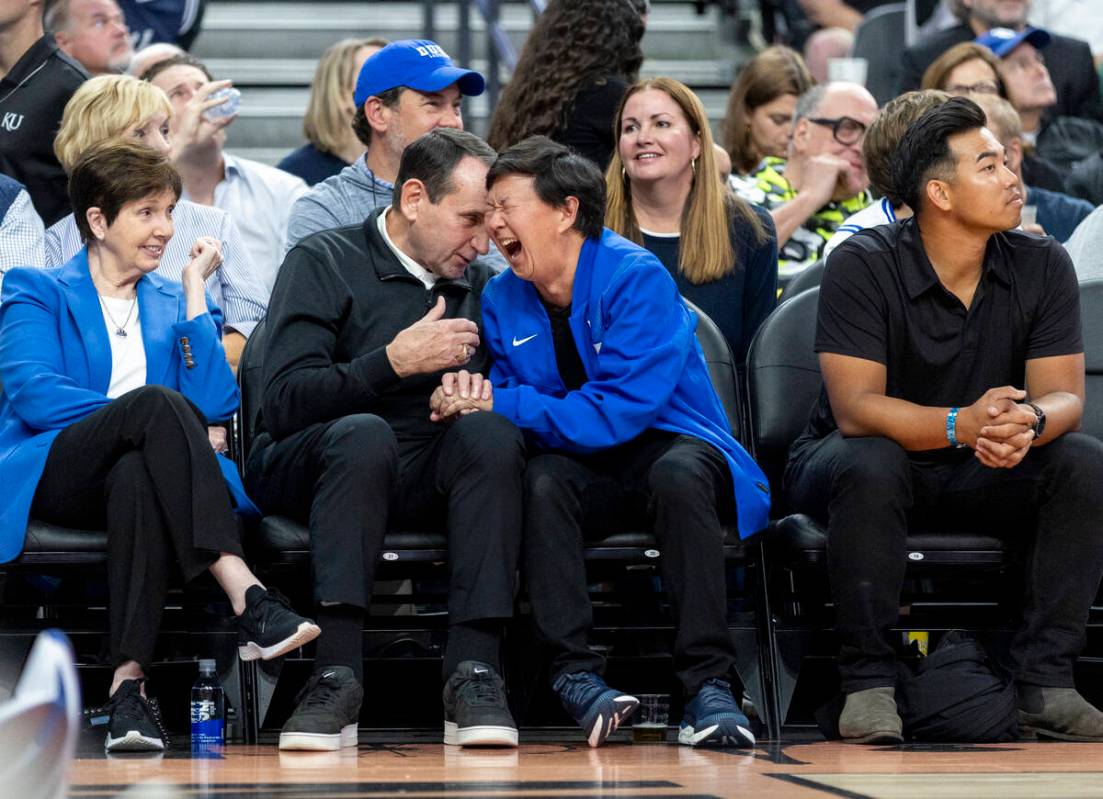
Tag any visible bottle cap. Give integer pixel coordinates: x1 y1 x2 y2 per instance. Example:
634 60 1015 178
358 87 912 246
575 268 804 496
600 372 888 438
199 658 217 673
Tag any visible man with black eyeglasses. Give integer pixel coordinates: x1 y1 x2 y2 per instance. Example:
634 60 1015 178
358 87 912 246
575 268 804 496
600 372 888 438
731 82 877 279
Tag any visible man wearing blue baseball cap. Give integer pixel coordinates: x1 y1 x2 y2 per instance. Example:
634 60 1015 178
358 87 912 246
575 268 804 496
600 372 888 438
898 0 1101 123
284 39 486 253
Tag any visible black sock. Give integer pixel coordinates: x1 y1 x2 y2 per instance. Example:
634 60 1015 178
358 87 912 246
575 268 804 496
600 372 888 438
314 604 365 683
444 619 503 680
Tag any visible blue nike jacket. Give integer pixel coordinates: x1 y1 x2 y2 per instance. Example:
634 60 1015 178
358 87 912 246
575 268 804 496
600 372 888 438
481 228 771 539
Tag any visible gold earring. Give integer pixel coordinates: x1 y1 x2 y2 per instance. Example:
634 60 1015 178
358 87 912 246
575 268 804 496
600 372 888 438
691 158 697 175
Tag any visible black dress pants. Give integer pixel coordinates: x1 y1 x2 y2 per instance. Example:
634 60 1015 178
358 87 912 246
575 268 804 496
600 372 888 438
246 411 525 622
785 431 1103 693
30 386 244 669
523 429 737 697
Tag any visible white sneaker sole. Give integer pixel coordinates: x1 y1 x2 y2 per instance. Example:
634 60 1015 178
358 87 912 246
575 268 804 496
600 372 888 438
238 621 321 662
443 720 519 747
105 730 165 752
279 723 358 751
677 722 755 748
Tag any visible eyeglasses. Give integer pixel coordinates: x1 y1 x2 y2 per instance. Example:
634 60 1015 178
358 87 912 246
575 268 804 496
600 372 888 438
806 116 867 145
945 81 1001 96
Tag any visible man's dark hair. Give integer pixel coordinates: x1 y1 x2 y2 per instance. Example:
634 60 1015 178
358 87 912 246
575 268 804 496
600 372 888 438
139 52 215 83
391 128 497 208
351 86 404 147
486 136 605 240
70 141 182 242
891 96 988 213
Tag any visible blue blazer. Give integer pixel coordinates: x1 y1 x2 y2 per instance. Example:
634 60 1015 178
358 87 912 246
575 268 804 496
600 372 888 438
481 228 771 539
0 248 257 564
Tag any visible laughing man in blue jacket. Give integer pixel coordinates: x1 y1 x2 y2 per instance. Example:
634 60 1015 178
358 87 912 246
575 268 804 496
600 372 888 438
430 137 771 749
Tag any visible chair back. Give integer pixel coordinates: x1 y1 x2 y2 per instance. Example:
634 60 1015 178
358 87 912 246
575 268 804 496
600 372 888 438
746 287 822 494
237 315 269 460
1080 280 1103 440
851 3 907 105
685 298 743 441
781 259 825 302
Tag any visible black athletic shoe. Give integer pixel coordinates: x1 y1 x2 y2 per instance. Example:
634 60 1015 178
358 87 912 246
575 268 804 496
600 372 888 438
103 679 168 753
237 586 321 662
279 666 363 751
442 661 518 747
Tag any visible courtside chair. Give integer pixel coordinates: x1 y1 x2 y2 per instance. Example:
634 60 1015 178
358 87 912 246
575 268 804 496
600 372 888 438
745 286 1010 733
779 259 825 303
0 381 248 740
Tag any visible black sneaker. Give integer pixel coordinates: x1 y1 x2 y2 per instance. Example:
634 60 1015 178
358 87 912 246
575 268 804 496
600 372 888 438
279 666 363 751
237 586 321 661
442 661 518 747
103 679 168 752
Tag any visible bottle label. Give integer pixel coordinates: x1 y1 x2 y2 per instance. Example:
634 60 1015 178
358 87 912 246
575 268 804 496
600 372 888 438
191 700 224 743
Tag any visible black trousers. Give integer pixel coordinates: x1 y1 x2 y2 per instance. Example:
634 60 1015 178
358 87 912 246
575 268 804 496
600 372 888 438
785 431 1103 693
30 386 244 669
524 430 737 697
246 411 525 622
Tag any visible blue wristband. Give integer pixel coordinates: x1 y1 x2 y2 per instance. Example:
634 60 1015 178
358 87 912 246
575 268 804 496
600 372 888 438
946 406 964 448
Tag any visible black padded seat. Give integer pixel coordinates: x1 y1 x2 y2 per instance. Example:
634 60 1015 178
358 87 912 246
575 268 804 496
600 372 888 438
255 515 448 563
16 521 108 565
254 516 745 564
771 514 1006 566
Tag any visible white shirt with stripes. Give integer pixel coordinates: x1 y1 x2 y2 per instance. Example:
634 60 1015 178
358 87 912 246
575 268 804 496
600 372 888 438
44 199 267 337
822 197 899 262
0 188 45 292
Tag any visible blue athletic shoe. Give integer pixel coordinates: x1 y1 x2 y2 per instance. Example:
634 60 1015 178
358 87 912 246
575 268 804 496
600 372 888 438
678 678 756 748
552 671 639 747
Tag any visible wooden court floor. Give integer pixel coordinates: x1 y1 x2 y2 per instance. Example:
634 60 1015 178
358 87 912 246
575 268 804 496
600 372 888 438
65 735 1103 798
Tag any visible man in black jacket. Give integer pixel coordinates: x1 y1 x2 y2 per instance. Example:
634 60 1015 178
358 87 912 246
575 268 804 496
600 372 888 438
247 128 525 751
898 0 1102 123
0 0 87 226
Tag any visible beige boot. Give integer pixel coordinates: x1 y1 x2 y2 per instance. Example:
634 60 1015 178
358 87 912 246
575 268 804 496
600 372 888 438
1019 687 1103 742
838 686 903 744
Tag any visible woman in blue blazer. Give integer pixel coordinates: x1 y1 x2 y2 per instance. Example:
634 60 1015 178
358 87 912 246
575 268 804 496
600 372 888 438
0 142 318 753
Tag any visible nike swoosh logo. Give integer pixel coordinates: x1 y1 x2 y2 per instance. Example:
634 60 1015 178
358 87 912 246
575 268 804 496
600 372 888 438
512 334 537 347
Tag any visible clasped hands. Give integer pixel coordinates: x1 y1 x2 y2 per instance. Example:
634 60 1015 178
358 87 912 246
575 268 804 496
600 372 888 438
959 386 1038 469
430 370 493 422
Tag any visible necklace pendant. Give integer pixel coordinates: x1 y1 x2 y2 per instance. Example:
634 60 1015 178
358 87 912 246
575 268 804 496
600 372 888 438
115 328 127 338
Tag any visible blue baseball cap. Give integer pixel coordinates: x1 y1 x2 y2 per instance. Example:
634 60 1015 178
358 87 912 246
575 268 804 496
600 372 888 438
975 26 1051 58
353 39 485 107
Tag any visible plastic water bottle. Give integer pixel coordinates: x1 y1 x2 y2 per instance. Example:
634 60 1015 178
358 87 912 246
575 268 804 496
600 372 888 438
190 659 225 746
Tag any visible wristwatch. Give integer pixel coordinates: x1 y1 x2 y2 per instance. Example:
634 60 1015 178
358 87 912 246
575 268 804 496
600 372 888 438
1027 402 1046 438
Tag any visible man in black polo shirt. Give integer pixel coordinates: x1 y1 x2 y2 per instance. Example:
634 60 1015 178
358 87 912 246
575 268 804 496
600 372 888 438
785 97 1103 744
0 0 87 226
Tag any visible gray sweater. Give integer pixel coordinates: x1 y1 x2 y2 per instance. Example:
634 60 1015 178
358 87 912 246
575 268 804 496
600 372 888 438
284 157 394 256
